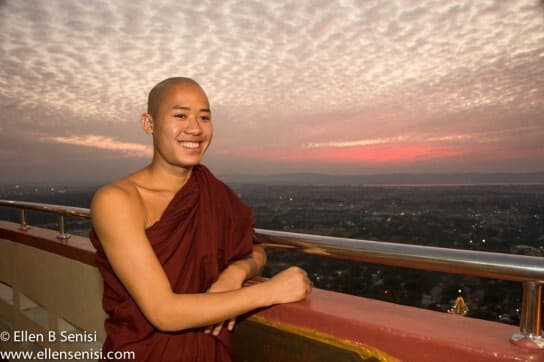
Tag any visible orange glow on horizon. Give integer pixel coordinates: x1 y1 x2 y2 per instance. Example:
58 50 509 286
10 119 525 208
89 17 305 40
272 144 467 164
222 142 544 167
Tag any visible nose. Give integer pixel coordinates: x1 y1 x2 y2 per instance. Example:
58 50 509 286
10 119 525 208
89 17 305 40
184 114 202 136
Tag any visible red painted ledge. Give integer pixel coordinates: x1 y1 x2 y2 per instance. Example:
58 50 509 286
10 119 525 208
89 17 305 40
0 220 96 266
247 279 543 361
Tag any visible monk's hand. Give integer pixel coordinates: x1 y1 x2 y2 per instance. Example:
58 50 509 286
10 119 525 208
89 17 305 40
204 265 245 335
267 266 313 304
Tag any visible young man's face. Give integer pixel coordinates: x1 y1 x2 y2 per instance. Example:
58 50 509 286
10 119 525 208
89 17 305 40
151 82 213 169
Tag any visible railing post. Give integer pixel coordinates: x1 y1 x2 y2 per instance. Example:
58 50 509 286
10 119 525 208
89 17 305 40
19 209 30 231
56 214 71 240
511 281 543 349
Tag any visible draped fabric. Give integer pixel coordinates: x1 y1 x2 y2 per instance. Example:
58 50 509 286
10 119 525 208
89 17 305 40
89 164 255 361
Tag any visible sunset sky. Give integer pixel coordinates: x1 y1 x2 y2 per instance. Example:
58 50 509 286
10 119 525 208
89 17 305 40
1 0 543 184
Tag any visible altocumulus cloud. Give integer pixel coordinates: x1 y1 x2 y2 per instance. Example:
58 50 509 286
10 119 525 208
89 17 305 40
1 0 543 181
40 135 153 158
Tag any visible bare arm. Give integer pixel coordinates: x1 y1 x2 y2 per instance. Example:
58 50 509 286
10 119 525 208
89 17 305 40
91 186 310 333
218 245 266 284
202 245 266 335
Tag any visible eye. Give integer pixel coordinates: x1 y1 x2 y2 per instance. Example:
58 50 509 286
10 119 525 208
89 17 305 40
200 115 211 121
174 114 187 119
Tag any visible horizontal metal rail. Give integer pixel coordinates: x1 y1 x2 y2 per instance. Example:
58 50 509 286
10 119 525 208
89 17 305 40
254 229 544 283
0 200 90 218
0 199 90 239
1 199 542 348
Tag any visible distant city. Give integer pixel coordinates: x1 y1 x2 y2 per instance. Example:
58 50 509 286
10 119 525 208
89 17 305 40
3 171 544 189
1 177 543 326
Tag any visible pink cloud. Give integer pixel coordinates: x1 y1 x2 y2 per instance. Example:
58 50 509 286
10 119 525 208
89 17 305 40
39 135 153 158
240 144 467 164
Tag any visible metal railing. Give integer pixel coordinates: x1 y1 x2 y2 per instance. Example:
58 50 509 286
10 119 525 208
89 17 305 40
1 199 543 349
0 200 90 239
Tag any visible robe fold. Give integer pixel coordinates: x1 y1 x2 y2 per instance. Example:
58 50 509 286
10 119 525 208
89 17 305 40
89 164 255 361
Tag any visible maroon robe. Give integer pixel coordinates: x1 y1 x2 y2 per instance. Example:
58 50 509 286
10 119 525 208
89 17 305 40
89 164 255 361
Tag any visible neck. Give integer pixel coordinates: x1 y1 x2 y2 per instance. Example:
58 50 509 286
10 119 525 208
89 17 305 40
144 159 195 192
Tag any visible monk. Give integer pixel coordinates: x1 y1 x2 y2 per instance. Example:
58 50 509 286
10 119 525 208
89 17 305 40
89 77 312 361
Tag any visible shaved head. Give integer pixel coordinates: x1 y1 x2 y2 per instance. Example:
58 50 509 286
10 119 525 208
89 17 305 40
147 77 205 120
141 76 213 169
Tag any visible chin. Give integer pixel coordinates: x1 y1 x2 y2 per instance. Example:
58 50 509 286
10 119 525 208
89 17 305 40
176 157 203 168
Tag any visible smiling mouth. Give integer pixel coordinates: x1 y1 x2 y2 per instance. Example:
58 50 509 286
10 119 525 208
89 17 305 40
179 141 202 149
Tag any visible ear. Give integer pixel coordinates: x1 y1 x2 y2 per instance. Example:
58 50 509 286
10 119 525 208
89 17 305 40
141 113 154 134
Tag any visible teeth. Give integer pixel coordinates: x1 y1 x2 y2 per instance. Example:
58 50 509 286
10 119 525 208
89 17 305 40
181 141 200 149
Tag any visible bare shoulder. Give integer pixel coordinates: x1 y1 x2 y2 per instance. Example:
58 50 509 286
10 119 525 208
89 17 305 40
90 176 146 235
91 178 140 215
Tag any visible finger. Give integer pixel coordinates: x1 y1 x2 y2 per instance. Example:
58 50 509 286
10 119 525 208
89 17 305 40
204 326 211 334
227 318 236 331
212 321 224 336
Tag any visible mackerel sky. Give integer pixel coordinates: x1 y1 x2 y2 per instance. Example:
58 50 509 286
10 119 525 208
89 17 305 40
1 0 543 184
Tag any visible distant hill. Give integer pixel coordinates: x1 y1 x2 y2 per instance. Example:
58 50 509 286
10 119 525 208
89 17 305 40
2 172 544 190
218 172 544 186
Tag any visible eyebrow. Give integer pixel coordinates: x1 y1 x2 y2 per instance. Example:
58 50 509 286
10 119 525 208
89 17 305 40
171 105 211 112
